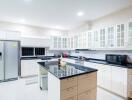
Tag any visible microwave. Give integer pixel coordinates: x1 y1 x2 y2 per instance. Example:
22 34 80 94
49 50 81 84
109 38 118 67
106 54 128 65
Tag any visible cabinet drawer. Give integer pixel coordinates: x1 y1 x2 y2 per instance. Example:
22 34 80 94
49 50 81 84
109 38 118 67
78 89 96 100
61 77 77 90
128 69 132 75
128 75 132 90
78 72 97 94
61 86 77 99
63 96 77 100
78 72 97 80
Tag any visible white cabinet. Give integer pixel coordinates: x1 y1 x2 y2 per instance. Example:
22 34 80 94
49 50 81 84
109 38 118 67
50 36 74 50
100 28 106 48
21 37 50 47
116 24 125 48
93 30 99 49
127 21 132 48
107 26 115 48
111 67 127 97
0 31 6 40
0 30 20 40
74 35 79 49
6 31 20 40
87 31 92 49
21 59 40 77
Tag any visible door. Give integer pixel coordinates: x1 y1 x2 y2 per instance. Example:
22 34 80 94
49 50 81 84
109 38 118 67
0 41 4 81
4 41 19 79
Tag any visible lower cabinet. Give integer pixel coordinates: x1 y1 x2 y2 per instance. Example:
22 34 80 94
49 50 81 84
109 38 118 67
63 59 132 98
128 69 132 98
60 72 97 100
78 89 96 100
21 59 40 77
111 67 127 97
84 61 131 98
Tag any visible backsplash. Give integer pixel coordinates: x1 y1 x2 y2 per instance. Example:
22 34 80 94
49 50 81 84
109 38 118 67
70 50 132 63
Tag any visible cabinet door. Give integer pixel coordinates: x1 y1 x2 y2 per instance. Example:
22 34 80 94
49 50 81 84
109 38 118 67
78 89 96 100
21 60 39 77
111 67 127 97
70 37 74 49
93 31 99 49
87 31 92 49
0 31 6 40
107 26 115 47
53 37 57 49
127 22 132 47
74 35 78 49
57 37 61 49
6 31 20 40
83 32 87 49
98 65 111 90
102 65 112 90
116 24 125 47
100 28 106 48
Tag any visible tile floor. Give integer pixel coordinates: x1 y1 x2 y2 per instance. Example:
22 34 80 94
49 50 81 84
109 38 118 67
0 78 124 100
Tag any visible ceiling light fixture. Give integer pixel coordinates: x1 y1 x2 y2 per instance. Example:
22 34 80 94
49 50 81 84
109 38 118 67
77 12 84 16
24 0 32 3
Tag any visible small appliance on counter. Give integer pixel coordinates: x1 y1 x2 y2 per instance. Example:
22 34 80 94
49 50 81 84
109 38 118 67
106 54 128 65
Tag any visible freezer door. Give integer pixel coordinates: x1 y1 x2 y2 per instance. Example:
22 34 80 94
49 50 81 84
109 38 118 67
0 41 4 81
4 41 19 79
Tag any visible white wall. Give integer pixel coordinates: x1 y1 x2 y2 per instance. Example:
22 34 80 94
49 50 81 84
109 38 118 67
0 21 68 38
92 5 132 29
68 22 92 35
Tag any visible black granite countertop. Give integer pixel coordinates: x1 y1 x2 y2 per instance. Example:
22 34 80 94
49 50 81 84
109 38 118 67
38 61 97 80
68 56 132 69
21 56 59 60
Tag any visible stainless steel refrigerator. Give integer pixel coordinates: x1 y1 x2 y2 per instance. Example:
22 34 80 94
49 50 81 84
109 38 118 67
0 40 20 81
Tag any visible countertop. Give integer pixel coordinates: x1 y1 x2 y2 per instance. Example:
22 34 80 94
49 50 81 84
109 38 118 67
21 56 59 60
68 56 132 69
38 61 97 80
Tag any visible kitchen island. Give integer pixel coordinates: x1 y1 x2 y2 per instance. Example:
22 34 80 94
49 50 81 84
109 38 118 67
38 61 97 100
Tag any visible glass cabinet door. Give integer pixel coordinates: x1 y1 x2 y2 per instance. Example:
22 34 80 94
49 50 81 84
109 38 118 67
100 28 106 48
57 37 61 49
107 26 115 47
87 31 92 49
93 31 99 48
128 22 132 46
116 24 125 47
53 37 57 49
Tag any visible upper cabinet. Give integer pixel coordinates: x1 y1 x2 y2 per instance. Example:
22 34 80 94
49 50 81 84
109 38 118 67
93 30 99 49
100 28 106 48
127 21 132 48
107 26 115 48
50 36 74 50
50 21 132 50
116 24 125 48
0 30 20 40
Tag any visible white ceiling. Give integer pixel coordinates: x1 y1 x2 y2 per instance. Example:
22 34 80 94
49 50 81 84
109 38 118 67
0 0 132 30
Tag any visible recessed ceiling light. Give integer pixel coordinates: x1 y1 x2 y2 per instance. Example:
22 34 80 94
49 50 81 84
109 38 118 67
24 0 32 3
77 12 84 16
